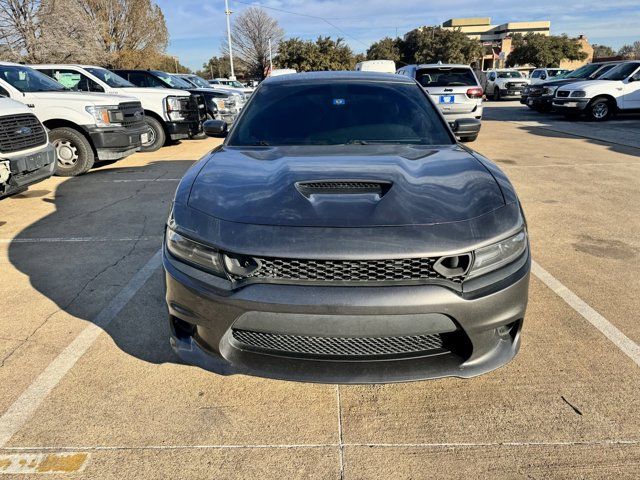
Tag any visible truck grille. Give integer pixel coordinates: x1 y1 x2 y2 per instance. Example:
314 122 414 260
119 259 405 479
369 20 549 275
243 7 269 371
181 96 205 122
231 329 447 358
0 114 47 153
226 255 465 285
117 101 145 128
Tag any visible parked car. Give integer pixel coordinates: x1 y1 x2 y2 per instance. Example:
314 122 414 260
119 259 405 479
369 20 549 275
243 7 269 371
521 61 623 112
553 61 640 121
529 68 571 85
397 63 483 142
112 69 208 135
355 60 396 74
269 69 297 77
209 77 254 95
485 69 530 101
175 74 246 123
32 64 201 152
0 62 145 176
0 97 56 198
164 71 530 384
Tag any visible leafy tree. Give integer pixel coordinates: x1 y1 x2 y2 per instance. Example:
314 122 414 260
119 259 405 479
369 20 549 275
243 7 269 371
506 33 587 68
401 27 482 65
592 44 615 58
276 36 358 72
618 41 640 59
197 55 233 79
367 37 402 62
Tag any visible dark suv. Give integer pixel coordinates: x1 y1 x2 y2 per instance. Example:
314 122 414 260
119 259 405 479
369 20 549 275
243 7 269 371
521 62 622 112
163 72 530 384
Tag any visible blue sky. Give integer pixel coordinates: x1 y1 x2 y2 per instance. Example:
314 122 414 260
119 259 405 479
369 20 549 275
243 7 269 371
156 0 640 71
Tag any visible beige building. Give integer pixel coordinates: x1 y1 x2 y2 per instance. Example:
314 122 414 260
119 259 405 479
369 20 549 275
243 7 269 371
442 17 551 69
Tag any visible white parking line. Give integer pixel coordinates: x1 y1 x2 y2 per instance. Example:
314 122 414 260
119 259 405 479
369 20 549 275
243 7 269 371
0 249 162 448
532 261 640 368
0 236 162 244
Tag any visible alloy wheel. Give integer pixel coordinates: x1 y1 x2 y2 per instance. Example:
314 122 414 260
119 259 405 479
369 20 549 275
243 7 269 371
592 102 609 119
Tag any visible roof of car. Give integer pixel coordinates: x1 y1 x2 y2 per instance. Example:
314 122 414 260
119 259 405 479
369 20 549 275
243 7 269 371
263 71 412 85
415 63 472 69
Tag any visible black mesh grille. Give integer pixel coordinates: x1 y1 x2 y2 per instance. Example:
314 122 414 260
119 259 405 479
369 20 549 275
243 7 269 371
117 101 145 128
231 329 446 358
0 114 47 153
296 181 390 197
230 256 463 284
557 90 570 98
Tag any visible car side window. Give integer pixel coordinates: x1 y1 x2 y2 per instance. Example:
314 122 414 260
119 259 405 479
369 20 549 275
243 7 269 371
51 69 104 92
631 70 640 82
0 84 9 97
489 72 496 81
531 70 541 78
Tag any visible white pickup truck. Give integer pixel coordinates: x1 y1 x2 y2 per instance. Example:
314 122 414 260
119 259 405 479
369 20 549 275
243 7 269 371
0 97 56 198
0 62 146 176
32 64 200 152
553 61 640 121
485 69 530 100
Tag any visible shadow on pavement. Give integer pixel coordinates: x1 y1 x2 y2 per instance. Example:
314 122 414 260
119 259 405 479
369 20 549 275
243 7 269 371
8 160 193 367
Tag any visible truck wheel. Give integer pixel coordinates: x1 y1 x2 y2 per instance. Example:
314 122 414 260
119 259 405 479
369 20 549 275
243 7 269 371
587 98 613 122
493 88 501 101
141 117 166 152
49 127 95 177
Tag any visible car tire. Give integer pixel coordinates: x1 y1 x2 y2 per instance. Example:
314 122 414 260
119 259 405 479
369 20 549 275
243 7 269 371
141 117 166 152
587 98 613 122
459 135 478 142
49 127 95 177
493 88 501 101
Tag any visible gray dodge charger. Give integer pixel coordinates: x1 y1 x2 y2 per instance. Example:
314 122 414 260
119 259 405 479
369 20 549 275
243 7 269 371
163 71 530 384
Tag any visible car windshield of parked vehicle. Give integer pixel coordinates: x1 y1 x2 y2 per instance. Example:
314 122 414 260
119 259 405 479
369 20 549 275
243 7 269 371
565 63 602 79
225 80 245 88
185 75 211 88
415 68 476 87
497 71 523 79
154 71 193 89
85 68 134 88
228 80 453 147
0 65 66 92
549 69 570 77
598 62 640 81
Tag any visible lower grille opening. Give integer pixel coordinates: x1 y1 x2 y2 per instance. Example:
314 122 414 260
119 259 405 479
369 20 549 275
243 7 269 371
230 328 451 359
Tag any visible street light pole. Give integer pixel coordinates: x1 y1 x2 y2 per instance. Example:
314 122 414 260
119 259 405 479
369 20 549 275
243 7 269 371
268 38 273 73
224 0 236 80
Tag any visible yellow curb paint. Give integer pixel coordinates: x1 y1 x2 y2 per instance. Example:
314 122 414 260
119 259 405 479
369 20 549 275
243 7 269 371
0 453 89 474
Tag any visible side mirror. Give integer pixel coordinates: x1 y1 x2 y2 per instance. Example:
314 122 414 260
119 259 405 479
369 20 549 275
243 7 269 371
203 119 228 138
448 120 459 133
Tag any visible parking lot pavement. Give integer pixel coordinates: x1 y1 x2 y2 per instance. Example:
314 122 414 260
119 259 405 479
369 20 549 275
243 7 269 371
0 106 639 479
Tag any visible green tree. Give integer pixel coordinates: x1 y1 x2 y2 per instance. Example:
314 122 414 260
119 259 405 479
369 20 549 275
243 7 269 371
593 44 615 58
366 37 402 62
401 27 482 65
197 55 233 79
506 34 587 68
276 36 358 72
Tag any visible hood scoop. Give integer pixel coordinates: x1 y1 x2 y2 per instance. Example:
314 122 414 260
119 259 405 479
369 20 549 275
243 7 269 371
296 181 392 199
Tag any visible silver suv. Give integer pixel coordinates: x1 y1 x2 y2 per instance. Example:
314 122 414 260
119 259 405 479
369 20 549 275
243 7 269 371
397 64 483 142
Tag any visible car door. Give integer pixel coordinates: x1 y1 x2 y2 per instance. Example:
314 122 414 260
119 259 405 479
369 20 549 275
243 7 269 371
621 66 640 110
530 70 542 84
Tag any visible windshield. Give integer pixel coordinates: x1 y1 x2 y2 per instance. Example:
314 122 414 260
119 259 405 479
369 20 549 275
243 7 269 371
225 80 244 88
497 71 523 79
153 71 193 89
549 70 570 77
416 67 477 87
85 68 134 88
186 75 211 88
599 62 640 81
228 81 453 147
566 64 601 79
0 65 66 92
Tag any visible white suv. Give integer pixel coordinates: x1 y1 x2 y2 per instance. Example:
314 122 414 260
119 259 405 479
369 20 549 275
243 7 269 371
485 69 530 100
553 61 640 121
0 97 56 198
397 64 484 142
529 68 571 85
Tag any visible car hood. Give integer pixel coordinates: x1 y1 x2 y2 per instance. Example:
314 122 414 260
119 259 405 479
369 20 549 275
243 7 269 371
27 91 138 105
558 79 619 92
187 145 506 228
538 77 587 88
118 86 191 97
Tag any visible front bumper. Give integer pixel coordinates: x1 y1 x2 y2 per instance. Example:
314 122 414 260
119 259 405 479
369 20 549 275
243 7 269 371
164 245 530 384
552 98 590 112
521 95 553 108
500 88 525 99
83 124 146 161
166 120 202 141
1 144 56 198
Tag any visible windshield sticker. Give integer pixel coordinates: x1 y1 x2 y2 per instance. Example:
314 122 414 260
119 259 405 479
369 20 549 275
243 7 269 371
332 98 346 106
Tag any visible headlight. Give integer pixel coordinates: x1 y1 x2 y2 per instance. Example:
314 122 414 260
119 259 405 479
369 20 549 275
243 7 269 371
85 105 120 127
571 91 587 98
165 227 225 277
467 230 528 279
543 86 558 96
165 96 188 121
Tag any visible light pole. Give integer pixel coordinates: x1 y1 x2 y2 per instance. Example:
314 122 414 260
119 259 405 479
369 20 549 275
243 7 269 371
224 0 236 80
268 38 273 73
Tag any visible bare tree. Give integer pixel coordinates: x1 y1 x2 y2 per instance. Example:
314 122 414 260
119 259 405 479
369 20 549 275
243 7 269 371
0 0 41 60
228 7 284 78
76 0 169 67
